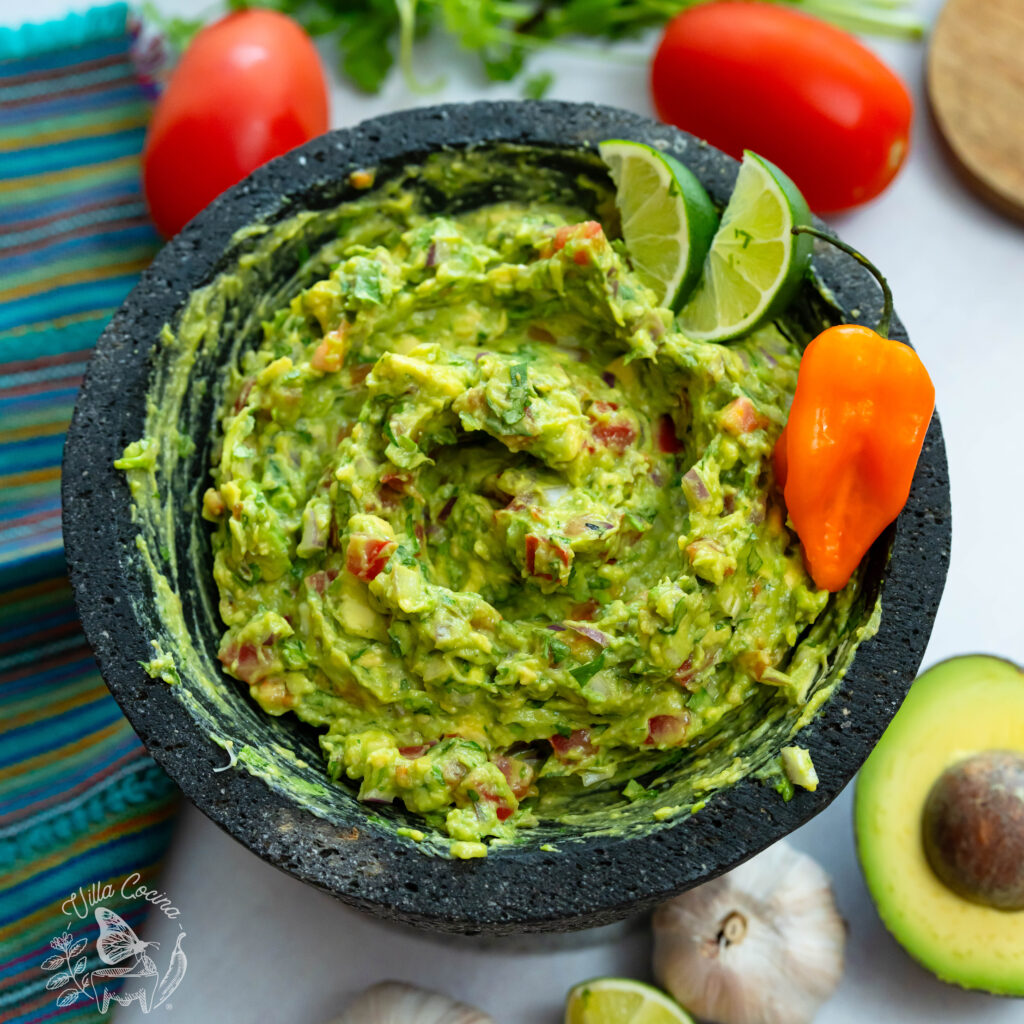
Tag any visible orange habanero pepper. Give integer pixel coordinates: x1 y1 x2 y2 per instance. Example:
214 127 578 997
775 228 935 592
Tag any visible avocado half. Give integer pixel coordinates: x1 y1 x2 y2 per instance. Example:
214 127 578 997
855 655 1024 995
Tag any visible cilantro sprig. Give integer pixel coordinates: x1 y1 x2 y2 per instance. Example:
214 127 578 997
503 363 531 425
486 362 532 426
153 1 923 96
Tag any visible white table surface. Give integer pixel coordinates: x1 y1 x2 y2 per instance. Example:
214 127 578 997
10 0 1024 1019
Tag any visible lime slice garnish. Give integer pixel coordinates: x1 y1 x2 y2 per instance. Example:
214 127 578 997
677 150 813 342
565 978 696 1024
599 139 718 310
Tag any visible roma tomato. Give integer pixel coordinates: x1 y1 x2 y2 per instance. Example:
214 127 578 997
143 10 328 238
651 3 912 212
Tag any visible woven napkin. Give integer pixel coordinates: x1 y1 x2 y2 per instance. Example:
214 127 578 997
0 6 180 1020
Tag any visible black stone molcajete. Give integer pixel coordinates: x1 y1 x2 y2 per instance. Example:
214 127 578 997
62 102 951 935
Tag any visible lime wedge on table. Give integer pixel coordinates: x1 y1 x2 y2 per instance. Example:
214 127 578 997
677 150 813 342
599 139 718 310
565 978 696 1024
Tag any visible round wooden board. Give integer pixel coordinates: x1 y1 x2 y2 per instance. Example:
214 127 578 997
927 0 1024 221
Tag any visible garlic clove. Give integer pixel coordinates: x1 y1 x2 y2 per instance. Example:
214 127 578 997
327 980 495 1024
652 840 845 1024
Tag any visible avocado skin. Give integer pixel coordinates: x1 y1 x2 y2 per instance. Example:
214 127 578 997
856 654 1024 995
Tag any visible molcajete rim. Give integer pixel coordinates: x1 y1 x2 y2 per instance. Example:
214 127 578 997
62 101 950 935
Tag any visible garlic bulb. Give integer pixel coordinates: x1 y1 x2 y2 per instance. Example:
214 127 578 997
652 841 845 1024
328 981 495 1024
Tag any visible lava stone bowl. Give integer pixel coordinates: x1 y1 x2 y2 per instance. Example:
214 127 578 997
62 101 950 935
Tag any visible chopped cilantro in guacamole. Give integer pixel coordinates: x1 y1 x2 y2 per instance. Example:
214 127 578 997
117 150 873 856
199 188 828 850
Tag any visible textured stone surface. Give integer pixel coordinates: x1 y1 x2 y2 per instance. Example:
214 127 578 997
62 101 951 935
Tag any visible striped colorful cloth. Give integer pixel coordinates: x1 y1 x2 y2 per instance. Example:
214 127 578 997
0 7 180 1022
0 2 159 582
0 561 178 1022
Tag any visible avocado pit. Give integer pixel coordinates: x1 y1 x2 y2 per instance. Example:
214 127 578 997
921 750 1024 911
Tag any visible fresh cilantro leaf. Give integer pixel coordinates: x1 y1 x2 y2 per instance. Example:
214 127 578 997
281 637 307 669
388 625 408 657
687 687 714 712
173 0 923 97
352 260 384 304
522 70 554 99
394 544 418 567
624 511 652 532
671 599 687 631
623 778 652 801
502 362 531 425
746 545 763 573
482 44 525 81
141 2 202 53
570 651 606 685
544 634 570 664
339 8 397 93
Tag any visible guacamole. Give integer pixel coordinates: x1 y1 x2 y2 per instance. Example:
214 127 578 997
194 166 836 850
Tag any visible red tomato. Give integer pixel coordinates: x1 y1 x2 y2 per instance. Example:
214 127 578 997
398 743 435 758
143 10 329 237
524 533 570 578
644 714 690 747
657 415 683 454
592 420 637 451
346 536 396 582
549 729 596 760
720 396 769 436
219 640 272 683
651 3 912 212
306 569 339 595
494 756 535 800
478 788 515 822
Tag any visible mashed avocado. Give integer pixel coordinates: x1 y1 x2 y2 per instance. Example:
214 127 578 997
191 167 836 850
116 147 880 856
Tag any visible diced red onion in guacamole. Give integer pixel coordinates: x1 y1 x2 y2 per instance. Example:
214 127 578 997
682 467 710 503
568 623 609 647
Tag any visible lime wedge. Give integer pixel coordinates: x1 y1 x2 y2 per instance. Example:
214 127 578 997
565 978 696 1024
677 150 813 342
599 139 718 310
